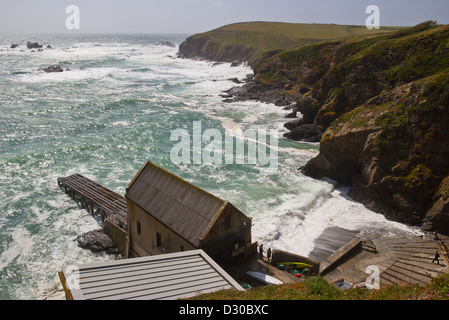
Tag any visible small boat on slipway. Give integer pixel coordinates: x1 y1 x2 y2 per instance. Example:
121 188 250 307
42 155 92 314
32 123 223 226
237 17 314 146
246 271 284 285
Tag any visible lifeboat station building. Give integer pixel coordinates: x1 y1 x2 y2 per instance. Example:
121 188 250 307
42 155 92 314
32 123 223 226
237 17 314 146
125 160 256 263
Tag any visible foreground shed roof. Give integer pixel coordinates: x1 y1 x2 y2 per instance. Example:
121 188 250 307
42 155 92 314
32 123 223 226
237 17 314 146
59 249 243 300
125 161 229 247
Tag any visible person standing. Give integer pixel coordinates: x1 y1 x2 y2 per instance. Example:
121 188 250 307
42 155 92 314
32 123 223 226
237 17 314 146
267 247 272 264
259 243 264 260
432 251 440 264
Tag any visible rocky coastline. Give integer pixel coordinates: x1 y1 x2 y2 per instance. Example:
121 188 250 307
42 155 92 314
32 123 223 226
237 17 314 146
178 21 449 235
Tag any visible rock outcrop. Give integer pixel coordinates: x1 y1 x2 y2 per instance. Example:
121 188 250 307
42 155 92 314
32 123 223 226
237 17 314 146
43 64 63 73
295 22 449 234
76 229 120 255
27 41 43 49
301 73 449 229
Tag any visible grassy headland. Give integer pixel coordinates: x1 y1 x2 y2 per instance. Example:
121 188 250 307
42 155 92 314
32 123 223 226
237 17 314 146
178 21 400 67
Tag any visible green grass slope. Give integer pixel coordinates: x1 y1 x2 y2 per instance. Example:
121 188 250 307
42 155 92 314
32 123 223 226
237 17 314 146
178 21 400 67
189 274 449 300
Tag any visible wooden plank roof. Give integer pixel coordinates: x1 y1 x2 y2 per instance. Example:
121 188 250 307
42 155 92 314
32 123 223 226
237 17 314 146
59 249 243 300
125 161 229 247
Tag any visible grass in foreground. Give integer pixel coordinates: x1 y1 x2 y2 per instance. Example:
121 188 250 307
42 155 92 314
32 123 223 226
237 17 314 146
190 274 449 300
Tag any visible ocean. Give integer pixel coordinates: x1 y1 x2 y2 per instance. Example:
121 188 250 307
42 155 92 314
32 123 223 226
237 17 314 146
0 33 422 299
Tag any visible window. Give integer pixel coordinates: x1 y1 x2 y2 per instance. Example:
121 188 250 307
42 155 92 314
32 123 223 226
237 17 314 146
156 232 162 247
136 220 141 236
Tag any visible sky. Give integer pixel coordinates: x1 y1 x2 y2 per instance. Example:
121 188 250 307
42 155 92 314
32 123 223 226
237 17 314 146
0 0 448 34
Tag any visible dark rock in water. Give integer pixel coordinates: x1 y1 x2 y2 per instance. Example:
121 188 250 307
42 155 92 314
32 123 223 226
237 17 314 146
244 73 254 81
47 45 52 49
160 41 176 48
222 80 299 106
228 77 242 84
283 124 323 142
43 64 63 73
230 61 242 67
10 44 19 49
284 110 297 118
76 229 120 255
284 118 306 131
27 41 43 49
225 85 247 97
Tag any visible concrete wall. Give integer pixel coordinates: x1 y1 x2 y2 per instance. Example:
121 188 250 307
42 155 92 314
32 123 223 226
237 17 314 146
319 238 362 275
103 218 129 257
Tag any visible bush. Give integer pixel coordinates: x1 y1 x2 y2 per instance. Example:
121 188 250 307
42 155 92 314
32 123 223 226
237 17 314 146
429 274 449 299
388 20 438 39
303 277 341 299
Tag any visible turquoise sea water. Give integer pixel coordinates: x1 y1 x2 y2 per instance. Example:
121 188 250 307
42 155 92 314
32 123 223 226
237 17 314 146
0 34 421 299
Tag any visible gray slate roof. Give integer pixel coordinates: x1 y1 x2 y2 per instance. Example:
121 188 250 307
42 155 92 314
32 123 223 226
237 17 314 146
125 161 228 247
60 249 243 300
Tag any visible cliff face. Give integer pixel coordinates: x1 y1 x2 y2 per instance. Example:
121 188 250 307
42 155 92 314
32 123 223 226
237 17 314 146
178 30 257 65
302 73 449 232
179 21 449 234
286 22 449 233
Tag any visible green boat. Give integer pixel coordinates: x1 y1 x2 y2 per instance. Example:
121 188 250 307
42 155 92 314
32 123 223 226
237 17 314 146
277 262 313 269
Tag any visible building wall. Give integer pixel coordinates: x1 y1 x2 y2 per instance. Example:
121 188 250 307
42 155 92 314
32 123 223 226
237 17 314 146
200 203 252 263
126 201 195 257
103 218 129 257
127 199 253 262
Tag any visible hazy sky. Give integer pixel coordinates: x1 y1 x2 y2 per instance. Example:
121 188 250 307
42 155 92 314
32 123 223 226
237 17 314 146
1 0 448 34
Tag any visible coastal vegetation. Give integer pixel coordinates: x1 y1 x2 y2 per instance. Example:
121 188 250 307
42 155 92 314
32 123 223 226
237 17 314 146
178 22 399 67
190 274 449 300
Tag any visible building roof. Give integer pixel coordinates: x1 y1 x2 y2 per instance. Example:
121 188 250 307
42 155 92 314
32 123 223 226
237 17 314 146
125 161 231 247
59 249 243 300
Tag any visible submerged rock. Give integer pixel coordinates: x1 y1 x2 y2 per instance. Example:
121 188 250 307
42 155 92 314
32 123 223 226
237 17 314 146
160 41 176 48
43 64 63 73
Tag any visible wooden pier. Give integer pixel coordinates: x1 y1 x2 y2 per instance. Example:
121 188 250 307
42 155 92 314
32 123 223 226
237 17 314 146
57 174 127 231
